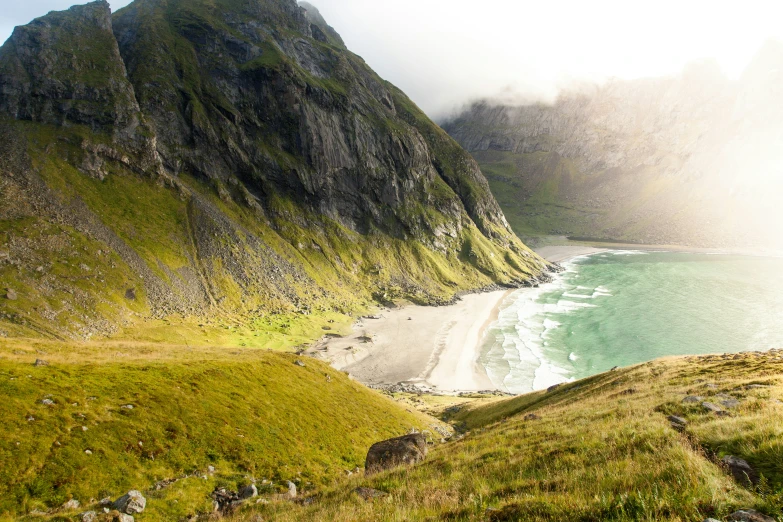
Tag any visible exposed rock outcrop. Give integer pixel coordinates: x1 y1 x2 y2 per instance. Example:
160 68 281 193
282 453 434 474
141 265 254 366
365 433 428 474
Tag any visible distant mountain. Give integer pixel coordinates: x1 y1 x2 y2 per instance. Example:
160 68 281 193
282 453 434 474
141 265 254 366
0 0 547 339
443 44 783 250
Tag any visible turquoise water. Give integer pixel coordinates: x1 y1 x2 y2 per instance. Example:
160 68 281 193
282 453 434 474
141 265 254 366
479 251 783 393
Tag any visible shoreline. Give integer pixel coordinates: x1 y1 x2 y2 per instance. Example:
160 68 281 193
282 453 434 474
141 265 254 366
314 245 604 394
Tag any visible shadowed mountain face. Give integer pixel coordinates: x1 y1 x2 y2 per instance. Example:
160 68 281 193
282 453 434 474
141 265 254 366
443 47 783 250
0 0 547 339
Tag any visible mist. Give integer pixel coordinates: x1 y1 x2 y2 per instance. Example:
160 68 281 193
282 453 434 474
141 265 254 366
2 0 782 119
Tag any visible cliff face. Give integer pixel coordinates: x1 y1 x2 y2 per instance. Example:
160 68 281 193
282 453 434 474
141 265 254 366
443 50 783 249
0 0 546 339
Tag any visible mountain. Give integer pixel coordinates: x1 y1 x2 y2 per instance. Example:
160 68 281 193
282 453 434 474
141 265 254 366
0 0 547 341
443 47 783 250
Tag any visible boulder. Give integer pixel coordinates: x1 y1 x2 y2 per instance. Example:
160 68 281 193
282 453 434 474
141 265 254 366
5 288 17 300
113 490 146 514
722 455 759 485
79 512 97 522
721 399 741 408
682 395 703 403
727 509 776 522
34 359 49 367
365 433 428 474
294 360 306 367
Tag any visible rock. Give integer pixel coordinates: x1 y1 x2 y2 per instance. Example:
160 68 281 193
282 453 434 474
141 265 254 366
619 388 637 395
727 509 776 522
722 399 741 408
113 490 146 515
239 484 258 499
84 449 92 455
112 514 134 522
682 395 703 403
120 404 134 410
667 415 688 428
286 481 297 499
40 398 54 405
701 402 724 414
294 360 306 367
78 511 97 522
722 455 759 485
702 519 721 522
523 413 541 421
34 359 49 367
207 465 215 473
62 499 81 510
547 383 562 392
745 384 768 390
124 288 136 300
365 433 428 474
355 487 388 501
5 288 17 300
98 497 112 506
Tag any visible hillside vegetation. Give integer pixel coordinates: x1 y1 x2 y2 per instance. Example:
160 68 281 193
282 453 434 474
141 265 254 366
240 351 783 521
0 339 446 521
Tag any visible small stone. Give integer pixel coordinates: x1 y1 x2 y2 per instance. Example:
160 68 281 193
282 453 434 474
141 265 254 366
207 465 215 473
667 415 687 427
120 404 134 410
547 383 562 392
619 388 636 395
523 413 541 421
701 402 723 414
41 398 55 406
84 449 92 455
682 395 703 403
125 288 136 300
355 487 388 501
239 484 258 499
722 399 741 408
702 519 722 522
294 360 306 367
286 481 297 499
113 490 146 514
727 509 776 522
34 359 49 367
62 499 80 510
745 384 768 390
5 288 17 300
98 497 112 506
113 514 134 522
82 426 88 431
26 415 35 422
79 511 97 522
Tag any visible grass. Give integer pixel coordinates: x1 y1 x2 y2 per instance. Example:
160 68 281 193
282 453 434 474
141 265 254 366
0 340 443 521
236 351 783 521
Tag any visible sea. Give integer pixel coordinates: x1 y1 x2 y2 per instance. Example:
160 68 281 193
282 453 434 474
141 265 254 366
479 250 783 393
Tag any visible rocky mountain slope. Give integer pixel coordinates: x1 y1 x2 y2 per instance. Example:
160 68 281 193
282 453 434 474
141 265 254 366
443 46 783 249
0 0 547 340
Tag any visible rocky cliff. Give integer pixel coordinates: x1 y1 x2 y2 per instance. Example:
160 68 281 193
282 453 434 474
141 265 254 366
0 0 547 340
443 47 783 249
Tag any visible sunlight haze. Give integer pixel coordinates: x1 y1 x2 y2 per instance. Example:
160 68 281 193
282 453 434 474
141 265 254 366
1 0 781 117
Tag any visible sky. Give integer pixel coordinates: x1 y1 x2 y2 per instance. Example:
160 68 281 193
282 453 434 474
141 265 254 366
2 0 782 118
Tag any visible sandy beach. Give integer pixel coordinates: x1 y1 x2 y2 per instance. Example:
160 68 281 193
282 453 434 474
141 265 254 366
312 290 511 392
313 244 608 393
312 244 613 393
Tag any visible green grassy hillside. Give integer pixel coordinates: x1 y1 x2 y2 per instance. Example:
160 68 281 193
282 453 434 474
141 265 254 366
0 338 444 521
242 351 783 521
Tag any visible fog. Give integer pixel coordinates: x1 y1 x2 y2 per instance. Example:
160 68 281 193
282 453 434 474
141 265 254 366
2 0 782 118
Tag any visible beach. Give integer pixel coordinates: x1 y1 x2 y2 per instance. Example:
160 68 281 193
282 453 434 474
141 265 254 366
314 244 602 393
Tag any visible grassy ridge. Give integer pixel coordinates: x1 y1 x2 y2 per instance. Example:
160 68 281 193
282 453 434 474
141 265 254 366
246 352 783 521
0 340 441 520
